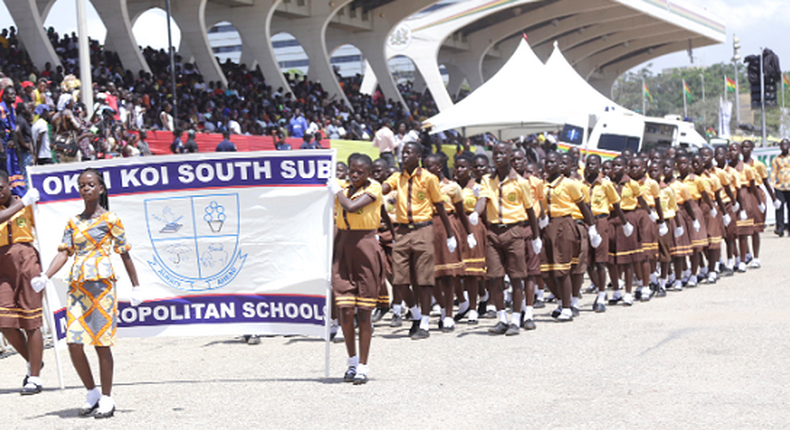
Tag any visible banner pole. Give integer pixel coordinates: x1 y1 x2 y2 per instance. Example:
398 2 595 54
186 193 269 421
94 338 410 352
324 149 337 378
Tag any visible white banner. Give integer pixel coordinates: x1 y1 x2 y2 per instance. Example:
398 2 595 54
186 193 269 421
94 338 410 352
718 98 732 139
29 150 336 341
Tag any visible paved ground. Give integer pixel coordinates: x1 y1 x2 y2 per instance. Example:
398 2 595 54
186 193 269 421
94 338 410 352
2 232 790 429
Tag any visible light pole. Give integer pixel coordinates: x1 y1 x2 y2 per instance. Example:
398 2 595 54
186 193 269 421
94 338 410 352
700 73 705 102
166 0 178 128
733 35 741 125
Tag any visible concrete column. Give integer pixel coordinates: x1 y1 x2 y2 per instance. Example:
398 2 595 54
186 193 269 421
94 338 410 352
5 0 61 70
443 63 465 100
170 0 226 87
92 0 151 74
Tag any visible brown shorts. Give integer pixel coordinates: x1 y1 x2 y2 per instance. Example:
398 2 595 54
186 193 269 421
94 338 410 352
540 216 576 277
571 221 589 275
591 215 611 265
686 200 708 251
523 225 541 277
461 215 487 278
392 224 435 286
433 214 464 277
672 212 693 257
609 211 644 264
0 243 43 330
722 201 737 242
378 228 394 278
637 208 659 259
486 223 527 279
700 200 723 250
333 230 386 310
736 191 756 236
657 217 675 263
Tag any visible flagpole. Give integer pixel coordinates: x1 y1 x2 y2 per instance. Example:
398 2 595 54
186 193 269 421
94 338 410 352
724 75 727 103
642 78 646 115
682 78 687 118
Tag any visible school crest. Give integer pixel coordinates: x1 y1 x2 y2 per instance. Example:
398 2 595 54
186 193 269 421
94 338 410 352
508 192 517 202
417 191 426 201
145 193 247 291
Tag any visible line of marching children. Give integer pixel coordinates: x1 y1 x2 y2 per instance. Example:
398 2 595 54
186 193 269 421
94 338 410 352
327 140 777 383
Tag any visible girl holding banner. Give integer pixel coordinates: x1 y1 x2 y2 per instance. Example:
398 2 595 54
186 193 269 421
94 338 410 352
34 168 142 418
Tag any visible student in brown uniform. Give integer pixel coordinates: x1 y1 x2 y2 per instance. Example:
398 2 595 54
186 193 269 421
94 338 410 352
328 154 385 384
370 158 395 323
629 157 665 301
471 154 494 316
713 146 738 276
698 147 728 283
0 174 42 394
424 154 474 332
561 153 589 316
452 155 487 324
524 162 547 311
651 159 675 296
727 142 760 272
381 141 457 340
742 140 778 269
584 154 628 312
607 156 643 306
471 142 540 335
665 158 693 291
541 151 599 321
679 154 712 287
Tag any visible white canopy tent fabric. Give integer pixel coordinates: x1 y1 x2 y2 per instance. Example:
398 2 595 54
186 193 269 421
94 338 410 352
424 39 633 140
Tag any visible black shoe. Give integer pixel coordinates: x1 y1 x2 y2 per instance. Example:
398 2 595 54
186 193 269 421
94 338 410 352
608 296 622 305
371 307 387 323
20 381 42 395
453 306 471 322
488 321 508 335
721 268 734 277
437 318 444 330
408 320 420 336
551 308 562 319
634 289 642 301
467 318 479 325
477 300 488 315
775 229 784 237
505 323 520 336
246 335 261 345
570 307 580 317
441 323 455 333
655 288 667 298
522 319 536 330
410 328 430 340
23 361 44 387
94 406 115 419
533 299 546 309
79 402 99 417
390 313 402 328
593 301 606 313
344 366 357 382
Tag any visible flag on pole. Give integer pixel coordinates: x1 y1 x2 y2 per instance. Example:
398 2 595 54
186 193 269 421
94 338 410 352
643 82 653 102
683 80 692 102
726 77 736 92
783 74 790 90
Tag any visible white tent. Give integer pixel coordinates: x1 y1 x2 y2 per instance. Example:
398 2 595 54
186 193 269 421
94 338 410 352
424 39 632 139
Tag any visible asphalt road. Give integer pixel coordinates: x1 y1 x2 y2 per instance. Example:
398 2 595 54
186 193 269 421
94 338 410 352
2 232 789 429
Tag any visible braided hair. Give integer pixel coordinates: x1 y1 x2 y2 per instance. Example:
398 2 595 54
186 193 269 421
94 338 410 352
79 168 109 210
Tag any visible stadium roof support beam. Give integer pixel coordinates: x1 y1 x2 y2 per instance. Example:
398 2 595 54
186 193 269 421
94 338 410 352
92 0 151 75
4 0 61 70
171 0 227 87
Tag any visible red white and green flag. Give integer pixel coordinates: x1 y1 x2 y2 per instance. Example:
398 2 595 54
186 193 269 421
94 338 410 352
643 82 653 102
725 76 736 92
683 80 692 102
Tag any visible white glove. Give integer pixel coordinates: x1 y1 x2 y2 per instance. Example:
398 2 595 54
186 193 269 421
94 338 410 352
21 188 40 207
723 213 732 226
589 225 602 248
328 180 343 195
658 222 669 236
30 273 48 293
531 237 543 254
466 233 477 249
130 287 144 307
732 202 740 212
774 199 782 209
538 215 549 229
649 210 658 222
758 202 766 213
469 211 479 226
623 222 634 238
446 236 457 253
472 184 481 198
710 208 718 219
674 225 684 238
739 209 748 220
693 219 701 232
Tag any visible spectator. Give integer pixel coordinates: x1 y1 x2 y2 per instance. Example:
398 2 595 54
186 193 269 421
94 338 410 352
31 104 52 165
137 129 152 155
170 129 184 154
216 130 237 152
275 131 291 151
184 129 198 153
373 120 396 168
288 108 308 138
300 133 320 149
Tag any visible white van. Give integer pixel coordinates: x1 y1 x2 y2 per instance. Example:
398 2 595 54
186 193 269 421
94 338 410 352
558 112 706 158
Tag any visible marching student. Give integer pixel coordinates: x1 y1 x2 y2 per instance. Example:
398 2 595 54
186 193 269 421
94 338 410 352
471 154 493 316
677 154 711 287
713 146 739 276
0 174 42 395
36 168 142 419
561 153 589 317
607 156 644 306
650 160 676 297
370 158 395 323
381 141 457 340
629 157 664 301
727 142 761 273
584 154 628 312
328 154 385 384
525 162 547 311
471 142 540 335
453 154 487 325
540 151 598 322
698 147 728 283
424 154 474 332
742 140 778 268
665 158 694 291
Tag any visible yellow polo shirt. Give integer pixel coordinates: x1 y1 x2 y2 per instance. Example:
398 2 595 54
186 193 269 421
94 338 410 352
461 181 482 214
712 167 732 203
588 176 621 216
480 170 534 224
659 184 678 219
0 203 35 247
669 179 692 206
334 179 383 230
617 177 642 211
439 178 463 214
638 177 661 207
384 168 443 224
543 175 584 218
682 174 709 201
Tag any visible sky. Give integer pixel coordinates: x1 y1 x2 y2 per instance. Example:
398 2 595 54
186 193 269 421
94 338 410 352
0 0 787 75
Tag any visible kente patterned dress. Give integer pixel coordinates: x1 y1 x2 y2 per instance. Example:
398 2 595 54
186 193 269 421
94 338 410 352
58 212 131 346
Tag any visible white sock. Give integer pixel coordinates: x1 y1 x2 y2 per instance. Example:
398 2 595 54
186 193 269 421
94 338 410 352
537 289 545 300
512 312 521 325
468 309 479 320
497 310 508 324
26 361 31 376
557 299 563 308
419 315 430 330
463 291 470 301
649 273 657 284
356 363 369 375
597 291 607 302
347 355 359 368
612 290 622 300
659 279 667 290
443 316 455 328
457 300 469 314
746 252 752 260
570 296 579 309
521 298 527 312
700 267 709 276
26 376 42 386
524 306 534 320
440 308 446 320
87 387 101 405
727 258 735 269
392 304 402 316
683 269 691 279
410 305 422 320
481 291 490 302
